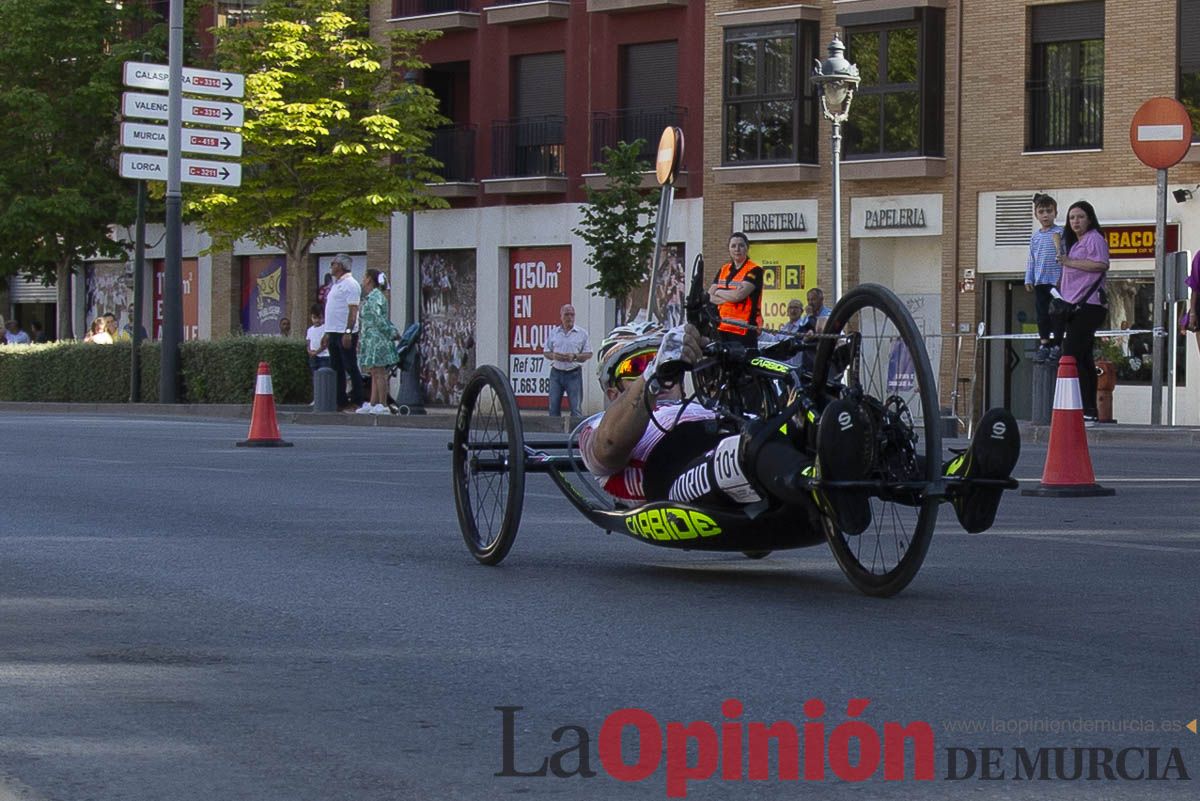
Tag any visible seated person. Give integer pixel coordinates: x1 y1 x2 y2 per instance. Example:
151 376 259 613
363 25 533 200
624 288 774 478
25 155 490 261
579 323 1020 535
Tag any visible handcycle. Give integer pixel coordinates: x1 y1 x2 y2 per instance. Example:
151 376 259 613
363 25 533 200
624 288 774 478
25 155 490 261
447 130 1015 597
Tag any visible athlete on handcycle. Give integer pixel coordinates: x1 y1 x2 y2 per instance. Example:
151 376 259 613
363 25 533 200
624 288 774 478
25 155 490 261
578 321 1021 537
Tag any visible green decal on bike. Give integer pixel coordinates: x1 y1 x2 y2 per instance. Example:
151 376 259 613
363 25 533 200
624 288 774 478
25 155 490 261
626 508 722 540
749 357 790 374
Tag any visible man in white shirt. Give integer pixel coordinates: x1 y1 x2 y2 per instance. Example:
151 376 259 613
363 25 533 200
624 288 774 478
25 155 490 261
543 304 591 420
322 253 365 411
3 320 31 345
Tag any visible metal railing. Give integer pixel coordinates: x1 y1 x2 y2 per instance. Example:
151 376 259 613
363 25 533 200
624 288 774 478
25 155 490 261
429 124 477 182
392 0 471 17
590 105 687 167
1026 79 1103 151
490 115 566 178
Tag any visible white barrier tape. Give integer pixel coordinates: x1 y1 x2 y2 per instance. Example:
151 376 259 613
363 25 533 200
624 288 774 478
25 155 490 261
256 374 273 395
1052 376 1083 411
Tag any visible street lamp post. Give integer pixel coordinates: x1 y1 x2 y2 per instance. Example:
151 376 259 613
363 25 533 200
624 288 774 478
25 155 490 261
812 36 860 304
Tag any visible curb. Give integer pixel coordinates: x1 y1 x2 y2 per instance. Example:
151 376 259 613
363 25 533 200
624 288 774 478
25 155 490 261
1019 420 1200 446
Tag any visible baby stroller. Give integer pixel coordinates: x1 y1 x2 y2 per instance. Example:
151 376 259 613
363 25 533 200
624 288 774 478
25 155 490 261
384 322 423 414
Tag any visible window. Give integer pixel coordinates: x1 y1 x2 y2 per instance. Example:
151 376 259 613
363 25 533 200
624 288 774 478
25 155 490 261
491 52 565 178
722 22 818 165
843 9 944 159
1026 1 1104 151
1101 277 1187 386
1181 0 1200 141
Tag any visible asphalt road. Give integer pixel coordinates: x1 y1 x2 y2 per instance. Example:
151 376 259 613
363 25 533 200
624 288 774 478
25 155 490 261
0 412 1196 801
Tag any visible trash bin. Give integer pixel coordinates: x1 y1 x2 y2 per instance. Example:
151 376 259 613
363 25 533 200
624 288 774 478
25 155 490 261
314 366 337 413
1031 360 1055 426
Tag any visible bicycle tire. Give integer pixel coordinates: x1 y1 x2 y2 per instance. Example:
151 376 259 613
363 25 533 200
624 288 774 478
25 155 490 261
451 365 525 565
810 284 941 597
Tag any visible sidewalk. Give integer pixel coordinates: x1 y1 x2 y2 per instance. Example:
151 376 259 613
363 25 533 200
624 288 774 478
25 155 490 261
3 401 1199 443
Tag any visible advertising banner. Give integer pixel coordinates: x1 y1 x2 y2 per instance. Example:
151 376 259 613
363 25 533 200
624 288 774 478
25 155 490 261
153 258 200 340
316 254 368 307
418 250 477 406
85 262 133 336
239 255 285 335
751 241 817 330
508 246 571 410
625 244 687 327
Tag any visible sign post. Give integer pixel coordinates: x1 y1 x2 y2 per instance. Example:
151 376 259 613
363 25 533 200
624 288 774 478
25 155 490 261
1129 97 1194 426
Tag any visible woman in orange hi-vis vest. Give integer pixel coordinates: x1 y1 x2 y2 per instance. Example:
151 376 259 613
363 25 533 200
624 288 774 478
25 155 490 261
708 232 764 346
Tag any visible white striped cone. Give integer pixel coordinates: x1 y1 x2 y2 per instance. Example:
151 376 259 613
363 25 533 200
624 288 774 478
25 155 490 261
237 361 292 447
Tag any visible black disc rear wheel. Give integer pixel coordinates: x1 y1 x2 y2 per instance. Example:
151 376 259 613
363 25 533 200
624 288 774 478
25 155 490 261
451 365 525 565
811 284 941 597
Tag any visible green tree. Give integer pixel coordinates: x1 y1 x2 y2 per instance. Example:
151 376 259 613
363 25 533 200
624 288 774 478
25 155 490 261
191 0 448 327
0 0 155 339
573 140 661 323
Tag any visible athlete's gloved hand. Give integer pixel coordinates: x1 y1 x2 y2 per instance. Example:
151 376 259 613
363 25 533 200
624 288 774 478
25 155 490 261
645 324 701 392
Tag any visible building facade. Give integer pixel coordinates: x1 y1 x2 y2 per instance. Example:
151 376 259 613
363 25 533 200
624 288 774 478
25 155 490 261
703 0 1200 425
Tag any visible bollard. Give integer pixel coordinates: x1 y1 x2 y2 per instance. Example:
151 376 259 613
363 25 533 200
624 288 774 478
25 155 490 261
1030 360 1055 426
939 406 959 438
313 366 337 413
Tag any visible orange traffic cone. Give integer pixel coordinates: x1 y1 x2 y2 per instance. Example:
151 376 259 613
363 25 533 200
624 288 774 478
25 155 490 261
1021 356 1112 497
236 362 294 448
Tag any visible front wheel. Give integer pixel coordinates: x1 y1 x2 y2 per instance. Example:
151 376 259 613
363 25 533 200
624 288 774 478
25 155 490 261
451 365 525 565
811 284 941 597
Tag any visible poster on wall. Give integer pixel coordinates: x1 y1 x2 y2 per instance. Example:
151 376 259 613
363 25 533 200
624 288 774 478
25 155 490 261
239 255 286 335
152 258 200 340
316 254 368 307
751 241 817 330
624 244 687 327
508 246 571 410
85 262 133 335
418 250 477 406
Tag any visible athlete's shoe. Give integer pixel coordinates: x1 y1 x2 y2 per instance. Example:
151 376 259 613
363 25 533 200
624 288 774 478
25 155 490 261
816 396 875 535
944 407 1020 533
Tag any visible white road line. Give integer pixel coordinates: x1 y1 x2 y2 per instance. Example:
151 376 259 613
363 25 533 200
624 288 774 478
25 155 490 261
1016 477 1200 483
988 532 1199 553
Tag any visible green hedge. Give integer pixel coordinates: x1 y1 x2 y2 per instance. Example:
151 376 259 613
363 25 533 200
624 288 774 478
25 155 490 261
0 338 310 404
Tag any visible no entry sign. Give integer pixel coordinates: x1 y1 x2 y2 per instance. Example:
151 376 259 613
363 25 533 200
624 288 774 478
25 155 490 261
1129 97 1194 169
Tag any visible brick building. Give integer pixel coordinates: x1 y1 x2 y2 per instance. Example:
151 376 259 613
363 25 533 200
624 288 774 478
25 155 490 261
703 0 1200 425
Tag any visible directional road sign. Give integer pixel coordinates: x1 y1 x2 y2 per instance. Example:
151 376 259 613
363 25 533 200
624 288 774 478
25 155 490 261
120 122 243 158
119 152 242 187
123 61 244 99
122 91 244 128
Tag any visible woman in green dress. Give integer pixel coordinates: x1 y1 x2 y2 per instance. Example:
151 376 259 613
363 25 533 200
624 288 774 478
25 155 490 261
357 269 400 414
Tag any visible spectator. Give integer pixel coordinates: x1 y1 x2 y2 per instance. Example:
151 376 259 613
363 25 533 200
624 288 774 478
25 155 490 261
1058 200 1110 426
777 298 811 368
356 269 399 415
801 287 832 335
29 320 47 343
104 313 130 343
4 320 31 345
306 303 329 373
323 252 366 412
709 232 763 346
543 303 591 420
278 317 292 337
1185 250 1200 356
1025 193 1065 363
85 316 112 345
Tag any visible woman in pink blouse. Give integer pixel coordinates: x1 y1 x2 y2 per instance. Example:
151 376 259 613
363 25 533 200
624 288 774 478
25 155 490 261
1058 200 1109 424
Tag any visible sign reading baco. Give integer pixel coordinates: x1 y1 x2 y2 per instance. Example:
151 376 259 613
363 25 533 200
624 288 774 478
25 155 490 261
851 194 943 238
1105 223 1180 259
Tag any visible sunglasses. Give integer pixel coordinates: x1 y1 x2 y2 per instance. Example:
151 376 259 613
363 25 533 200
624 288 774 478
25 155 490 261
614 349 658 383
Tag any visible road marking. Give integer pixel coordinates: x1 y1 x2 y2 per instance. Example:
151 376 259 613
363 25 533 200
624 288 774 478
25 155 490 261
62 457 136 465
989 532 1198 553
1016 477 1200 483
0 770 49 801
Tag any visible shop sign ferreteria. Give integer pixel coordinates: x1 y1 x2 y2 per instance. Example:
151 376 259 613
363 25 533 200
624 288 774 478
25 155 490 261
732 200 819 241
1104 223 1179 259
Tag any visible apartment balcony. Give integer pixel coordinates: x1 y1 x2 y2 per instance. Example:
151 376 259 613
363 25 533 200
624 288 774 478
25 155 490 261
485 0 570 25
426 124 480 198
586 106 688 189
587 0 689 12
483 115 568 194
389 0 480 32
